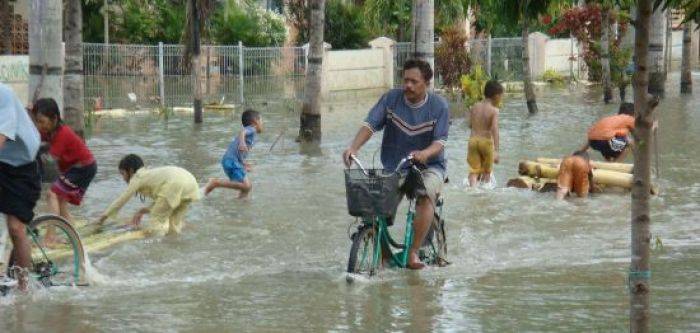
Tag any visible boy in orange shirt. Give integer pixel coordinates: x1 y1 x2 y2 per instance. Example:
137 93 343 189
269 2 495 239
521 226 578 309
584 103 635 162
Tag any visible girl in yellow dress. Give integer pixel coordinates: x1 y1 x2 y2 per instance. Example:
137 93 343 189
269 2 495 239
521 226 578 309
98 154 200 236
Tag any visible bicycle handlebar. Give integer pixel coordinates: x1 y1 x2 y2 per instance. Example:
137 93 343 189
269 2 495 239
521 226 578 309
349 154 413 176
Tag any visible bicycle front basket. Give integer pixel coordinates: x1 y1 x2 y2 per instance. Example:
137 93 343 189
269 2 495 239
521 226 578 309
344 168 401 217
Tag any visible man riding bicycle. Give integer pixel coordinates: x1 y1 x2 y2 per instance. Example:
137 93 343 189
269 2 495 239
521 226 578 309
342 59 449 270
0 83 42 291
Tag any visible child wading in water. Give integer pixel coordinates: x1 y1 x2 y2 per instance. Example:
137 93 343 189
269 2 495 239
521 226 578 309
205 109 263 198
98 154 200 236
33 98 97 244
467 80 503 187
556 150 594 200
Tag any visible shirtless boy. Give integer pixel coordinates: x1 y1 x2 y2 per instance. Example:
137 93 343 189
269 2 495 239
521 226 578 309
467 80 503 187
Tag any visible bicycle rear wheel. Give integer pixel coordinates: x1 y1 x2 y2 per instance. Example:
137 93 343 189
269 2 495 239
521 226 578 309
420 215 448 267
347 226 379 279
26 215 87 287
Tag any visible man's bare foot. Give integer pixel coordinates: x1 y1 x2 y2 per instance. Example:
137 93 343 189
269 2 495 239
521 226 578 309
204 178 218 196
407 251 425 270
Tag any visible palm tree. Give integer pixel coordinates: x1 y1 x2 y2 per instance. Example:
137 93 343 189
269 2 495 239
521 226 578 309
680 21 692 93
183 0 215 124
412 0 435 77
299 0 325 142
64 0 85 136
600 3 613 103
29 0 63 107
648 5 666 95
629 2 655 331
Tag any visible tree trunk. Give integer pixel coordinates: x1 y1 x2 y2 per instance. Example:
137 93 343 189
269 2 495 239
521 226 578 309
412 0 435 88
601 7 613 103
648 6 666 96
1 0 11 54
103 0 109 44
664 10 672 74
191 0 203 124
29 0 63 108
522 19 537 114
64 0 84 137
680 22 692 94
630 0 654 331
299 0 325 143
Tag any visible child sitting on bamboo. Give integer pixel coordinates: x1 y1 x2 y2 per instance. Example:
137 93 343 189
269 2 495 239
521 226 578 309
467 80 503 187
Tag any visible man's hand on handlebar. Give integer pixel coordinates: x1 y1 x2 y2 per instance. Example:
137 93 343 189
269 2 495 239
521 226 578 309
342 147 358 167
410 150 430 165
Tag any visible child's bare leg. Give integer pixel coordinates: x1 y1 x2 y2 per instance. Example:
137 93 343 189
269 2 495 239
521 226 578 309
481 172 491 183
237 180 252 199
58 198 73 222
556 187 569 200
206 178 251 198
468 173 479 187
44 191 61 244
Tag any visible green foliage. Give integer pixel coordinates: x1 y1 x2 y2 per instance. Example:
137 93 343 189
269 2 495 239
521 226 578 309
109 0 187 44
541 68 565 85
476 0 562 37
460 65 491 108
211 2 287 46
324 0 371 49
363 0 413 42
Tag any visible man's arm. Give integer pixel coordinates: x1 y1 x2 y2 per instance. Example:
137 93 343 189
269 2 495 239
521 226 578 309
343 126 373 166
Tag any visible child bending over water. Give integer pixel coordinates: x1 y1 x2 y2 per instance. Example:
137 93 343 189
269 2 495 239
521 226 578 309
98 154 200 236
204 109 263 199
556 150 594 200
467 80 503 187
33 98 97 244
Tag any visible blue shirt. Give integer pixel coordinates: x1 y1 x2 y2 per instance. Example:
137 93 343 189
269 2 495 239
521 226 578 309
222 125 257 164
364 89 450 173
0 83 40 166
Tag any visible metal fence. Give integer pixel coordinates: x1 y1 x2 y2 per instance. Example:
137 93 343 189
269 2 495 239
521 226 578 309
394 37 524 88
83 43 307 109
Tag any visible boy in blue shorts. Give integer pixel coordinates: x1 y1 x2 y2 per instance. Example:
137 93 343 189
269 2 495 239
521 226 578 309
204 109 263 198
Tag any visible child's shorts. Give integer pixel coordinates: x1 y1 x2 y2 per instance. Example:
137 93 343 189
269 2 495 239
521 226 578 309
467 137 494 174
51 163 97 205
222 158 246 183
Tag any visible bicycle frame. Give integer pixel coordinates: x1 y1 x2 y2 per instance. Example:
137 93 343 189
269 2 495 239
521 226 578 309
363 197 417 270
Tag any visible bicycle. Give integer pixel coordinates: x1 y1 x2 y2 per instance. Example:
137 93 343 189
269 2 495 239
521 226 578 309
345 155 448 280
1 214 88 295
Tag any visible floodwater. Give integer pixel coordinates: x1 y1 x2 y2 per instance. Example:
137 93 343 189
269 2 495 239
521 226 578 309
2 73 700 332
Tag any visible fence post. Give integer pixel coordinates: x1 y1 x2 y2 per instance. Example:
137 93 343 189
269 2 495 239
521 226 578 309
158 42 165 107
486 35 492 76
238 41 245 105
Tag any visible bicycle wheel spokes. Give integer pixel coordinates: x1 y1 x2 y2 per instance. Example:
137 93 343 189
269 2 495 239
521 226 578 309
28 215 87 287
347 226 379 277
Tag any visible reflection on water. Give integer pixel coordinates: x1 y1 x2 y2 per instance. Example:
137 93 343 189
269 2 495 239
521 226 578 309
2 74 699 332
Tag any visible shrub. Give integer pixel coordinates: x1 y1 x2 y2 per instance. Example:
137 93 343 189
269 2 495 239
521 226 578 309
460 65 490 108
211 3 287 47
541 69 565 85
435 26 472 90
324 0 371 49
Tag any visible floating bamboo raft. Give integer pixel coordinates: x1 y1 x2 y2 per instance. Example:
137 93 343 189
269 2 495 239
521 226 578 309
508 159 658 194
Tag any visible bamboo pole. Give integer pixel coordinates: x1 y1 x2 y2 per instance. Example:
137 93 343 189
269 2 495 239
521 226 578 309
535 157 633 173
518 161 636 189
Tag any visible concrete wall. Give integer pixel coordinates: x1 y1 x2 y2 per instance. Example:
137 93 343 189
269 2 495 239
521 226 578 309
319 37 395 97
544 38 582 75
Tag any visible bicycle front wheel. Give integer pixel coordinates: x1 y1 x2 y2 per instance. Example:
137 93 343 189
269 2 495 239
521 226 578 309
347 225 379 279
27 215 87 287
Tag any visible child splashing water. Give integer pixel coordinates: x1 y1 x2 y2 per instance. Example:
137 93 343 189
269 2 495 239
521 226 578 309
98 154 200 236
204 109 263 199
33 98 97 245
